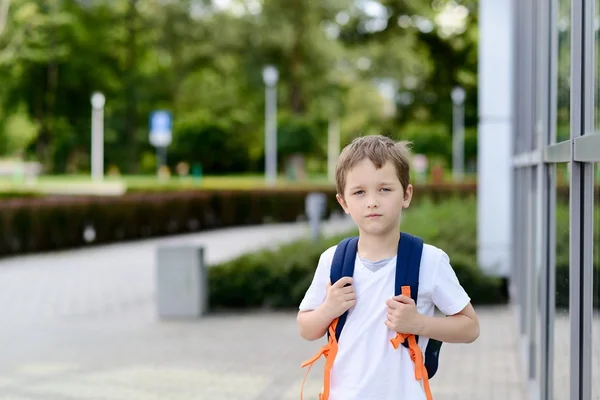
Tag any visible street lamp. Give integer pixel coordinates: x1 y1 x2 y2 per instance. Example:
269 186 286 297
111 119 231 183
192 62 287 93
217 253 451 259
90 91 106 182
451 86 466 183
262 65 279 186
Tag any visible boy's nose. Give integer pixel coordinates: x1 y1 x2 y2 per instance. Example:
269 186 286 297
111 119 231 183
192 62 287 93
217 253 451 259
367 197 379 208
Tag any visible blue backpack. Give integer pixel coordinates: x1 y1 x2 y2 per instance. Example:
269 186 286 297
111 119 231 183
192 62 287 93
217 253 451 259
328 232 443 379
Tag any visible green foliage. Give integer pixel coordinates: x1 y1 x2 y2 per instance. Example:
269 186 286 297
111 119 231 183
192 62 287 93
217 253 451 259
277 113 321 157
170 113 255 174
0 103 38 156
0 0 480 174
208 197 508 311
397 122 451 162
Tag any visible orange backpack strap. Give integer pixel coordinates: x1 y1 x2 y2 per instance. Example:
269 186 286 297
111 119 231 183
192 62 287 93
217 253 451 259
390 286 433 400
300 319 339 400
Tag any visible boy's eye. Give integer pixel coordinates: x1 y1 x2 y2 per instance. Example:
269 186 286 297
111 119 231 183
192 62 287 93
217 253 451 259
380 188 391 192
353 190 364 195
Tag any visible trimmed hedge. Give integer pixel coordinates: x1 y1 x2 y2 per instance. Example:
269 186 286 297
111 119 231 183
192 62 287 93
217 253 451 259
0 189 340 257
0 191 41 199
208 198 509 310
0 184 479 258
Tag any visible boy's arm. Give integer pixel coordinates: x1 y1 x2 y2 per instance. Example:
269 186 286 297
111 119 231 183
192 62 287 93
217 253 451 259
297 305 335 341
298 276 356 341
416 303 480 343
296 247 335 341
419 249 480 343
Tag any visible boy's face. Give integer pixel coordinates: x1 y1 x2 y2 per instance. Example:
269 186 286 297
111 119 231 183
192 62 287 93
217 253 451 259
336 158 412 237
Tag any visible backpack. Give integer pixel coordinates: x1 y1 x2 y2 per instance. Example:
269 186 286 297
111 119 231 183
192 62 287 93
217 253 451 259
300 232 439 400
329 232 443 379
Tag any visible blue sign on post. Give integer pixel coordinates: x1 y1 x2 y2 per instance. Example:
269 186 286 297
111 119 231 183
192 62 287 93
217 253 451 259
149 110 172 148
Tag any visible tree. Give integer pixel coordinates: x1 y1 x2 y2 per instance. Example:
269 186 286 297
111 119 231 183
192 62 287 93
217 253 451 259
0 0 481 175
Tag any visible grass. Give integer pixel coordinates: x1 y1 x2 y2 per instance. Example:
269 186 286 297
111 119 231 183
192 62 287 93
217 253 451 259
1 167 595 197
0 173 336 196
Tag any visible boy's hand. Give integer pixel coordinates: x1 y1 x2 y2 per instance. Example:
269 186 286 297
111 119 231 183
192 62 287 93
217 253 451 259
385 295 424 335
322 277 356 319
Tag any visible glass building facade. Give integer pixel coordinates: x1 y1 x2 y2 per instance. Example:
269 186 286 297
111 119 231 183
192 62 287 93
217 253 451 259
503 0 600 398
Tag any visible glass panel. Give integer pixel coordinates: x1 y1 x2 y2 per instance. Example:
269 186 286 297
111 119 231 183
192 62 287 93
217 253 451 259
595 0 600 132
556 0 571 142
554 163 570 399
593 163 600 398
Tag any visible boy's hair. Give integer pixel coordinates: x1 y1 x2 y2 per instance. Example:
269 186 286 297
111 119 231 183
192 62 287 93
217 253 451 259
335 135 412 197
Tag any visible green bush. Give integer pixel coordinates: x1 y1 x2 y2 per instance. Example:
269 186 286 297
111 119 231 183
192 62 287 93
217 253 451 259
0 184 480 258
208 197 508 311
209 236 346 310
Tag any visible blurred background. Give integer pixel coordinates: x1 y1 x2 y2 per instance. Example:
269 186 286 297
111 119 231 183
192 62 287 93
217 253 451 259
0 0 477 187
0 0 597 399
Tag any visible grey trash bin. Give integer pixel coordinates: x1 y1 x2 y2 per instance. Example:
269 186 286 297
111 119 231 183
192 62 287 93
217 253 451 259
156 245 207 319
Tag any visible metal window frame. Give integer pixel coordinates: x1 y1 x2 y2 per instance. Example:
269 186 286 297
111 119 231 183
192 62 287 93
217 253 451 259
569 0 595 398
512 0 526 347
543 140 571 163
545 0 559 394
514 150 542 168
579 0 595 398
574 133 600 161
536 0 553 398
525 1 535 376
510 0 600 398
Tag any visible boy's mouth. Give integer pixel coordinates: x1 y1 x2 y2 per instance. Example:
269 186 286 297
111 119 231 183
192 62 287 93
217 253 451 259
366 213 382 218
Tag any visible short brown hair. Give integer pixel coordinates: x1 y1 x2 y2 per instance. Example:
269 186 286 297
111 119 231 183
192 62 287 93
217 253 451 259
335 135 412 197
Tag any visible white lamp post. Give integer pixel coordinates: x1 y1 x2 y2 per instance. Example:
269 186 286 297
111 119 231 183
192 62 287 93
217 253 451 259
262 65 279 186
91 92 105 182
451 86 466 183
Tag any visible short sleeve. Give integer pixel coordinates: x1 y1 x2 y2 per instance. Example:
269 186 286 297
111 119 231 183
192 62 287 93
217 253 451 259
431 250 471 316
298 246 335 312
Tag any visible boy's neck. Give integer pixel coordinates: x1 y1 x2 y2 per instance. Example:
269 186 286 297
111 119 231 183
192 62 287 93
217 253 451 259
357 230 400 261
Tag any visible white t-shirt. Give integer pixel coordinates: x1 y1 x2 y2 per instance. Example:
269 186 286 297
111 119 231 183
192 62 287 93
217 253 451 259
299 242 471 400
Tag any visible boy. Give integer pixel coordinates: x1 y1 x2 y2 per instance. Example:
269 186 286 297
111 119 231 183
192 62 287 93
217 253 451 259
297 135 480 400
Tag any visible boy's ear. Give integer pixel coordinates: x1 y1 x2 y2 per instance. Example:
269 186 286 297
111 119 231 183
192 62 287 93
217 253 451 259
402 184 413 209
336 193 350 214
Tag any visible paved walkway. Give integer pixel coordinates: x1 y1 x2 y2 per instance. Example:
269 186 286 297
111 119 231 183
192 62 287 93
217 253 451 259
0 220 527 399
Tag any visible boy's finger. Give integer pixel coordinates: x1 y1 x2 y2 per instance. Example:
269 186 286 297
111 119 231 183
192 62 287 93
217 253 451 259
386 299 400 308
342 286 355 294
393 295 414 304
333 277 353 287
